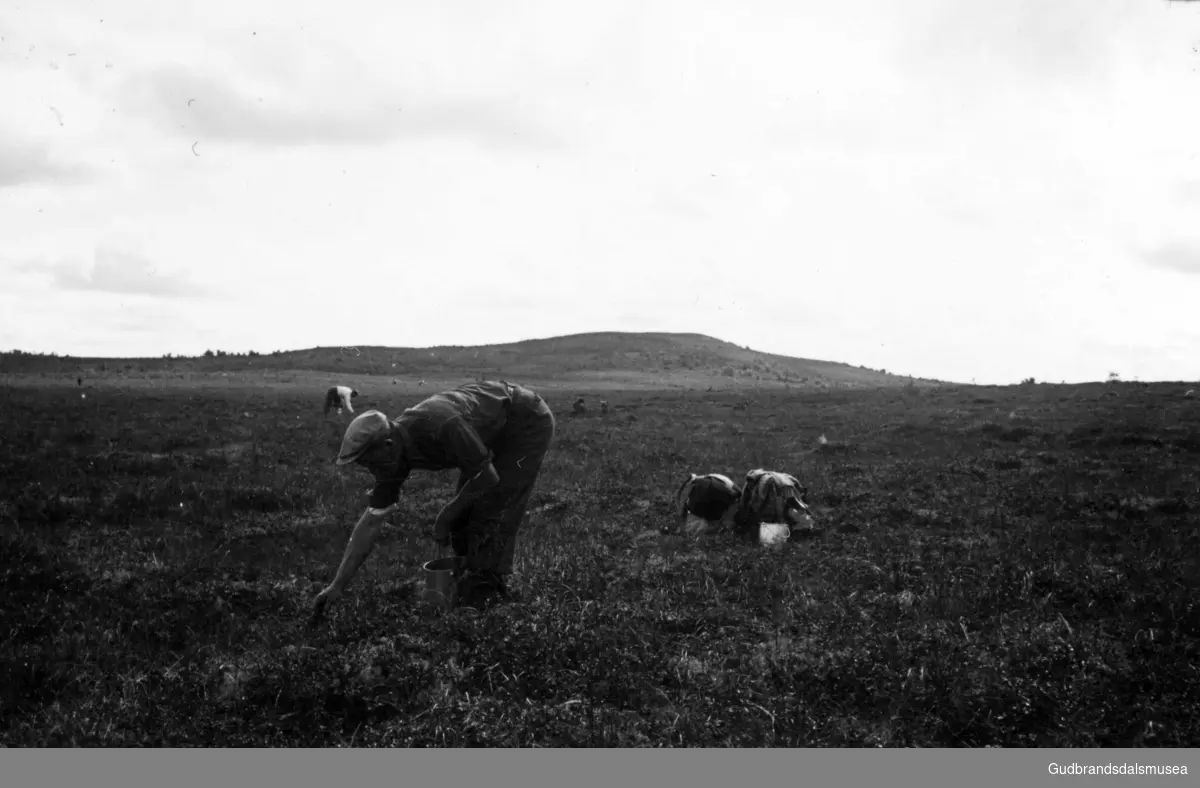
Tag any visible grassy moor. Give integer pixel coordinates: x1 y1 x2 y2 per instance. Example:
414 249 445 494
1 333 1198 746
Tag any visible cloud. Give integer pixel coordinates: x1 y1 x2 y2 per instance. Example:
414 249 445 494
1177 180 1200 203
1140 240 1200 274
0 136 90 189
16 247 216 298
118 64 562 152
0 281 202 357
883 0 1189 121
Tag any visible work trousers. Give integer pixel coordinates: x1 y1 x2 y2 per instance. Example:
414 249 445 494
448 383 555 578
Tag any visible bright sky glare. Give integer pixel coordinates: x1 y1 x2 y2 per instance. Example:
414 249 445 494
2 0 1200 384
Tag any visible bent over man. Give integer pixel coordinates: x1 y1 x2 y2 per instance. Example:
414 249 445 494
323 385 359 417
310 380 555 621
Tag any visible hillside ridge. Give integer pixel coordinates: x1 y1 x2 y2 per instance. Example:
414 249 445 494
0 331 943 388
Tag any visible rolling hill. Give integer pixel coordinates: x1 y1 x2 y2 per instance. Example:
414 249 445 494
0 331 942 389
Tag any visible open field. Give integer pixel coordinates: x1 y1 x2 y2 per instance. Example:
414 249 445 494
2 374 1199 746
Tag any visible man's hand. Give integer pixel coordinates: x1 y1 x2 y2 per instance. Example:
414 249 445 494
431 464 498 547
309 508 392 628
309 586 341 627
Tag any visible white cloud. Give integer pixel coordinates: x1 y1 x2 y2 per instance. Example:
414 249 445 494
0 134 90 188
116 62 562 152
1141 240 1200 275
14 246 216 297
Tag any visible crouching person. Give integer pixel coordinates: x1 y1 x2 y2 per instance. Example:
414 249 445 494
675 473 742 536
323 385 359 417
734 469 816 542
310 380 556 623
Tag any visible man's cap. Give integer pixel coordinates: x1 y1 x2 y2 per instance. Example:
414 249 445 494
335 410 391 465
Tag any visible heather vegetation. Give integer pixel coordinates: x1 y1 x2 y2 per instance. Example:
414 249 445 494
1 345 1197 746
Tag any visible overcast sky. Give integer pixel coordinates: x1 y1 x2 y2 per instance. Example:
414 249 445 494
2 0 1199 384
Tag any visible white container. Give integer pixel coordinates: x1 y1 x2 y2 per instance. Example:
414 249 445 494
759 522 791 546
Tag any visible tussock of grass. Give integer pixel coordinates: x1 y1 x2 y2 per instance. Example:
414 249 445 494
0 380 1197 746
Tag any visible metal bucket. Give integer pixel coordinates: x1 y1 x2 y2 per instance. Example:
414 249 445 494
422 556 465 610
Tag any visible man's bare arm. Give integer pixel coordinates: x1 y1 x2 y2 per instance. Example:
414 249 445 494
330 507 389 591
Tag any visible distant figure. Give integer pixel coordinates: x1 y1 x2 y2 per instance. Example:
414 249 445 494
572 397 587 415
323 385 359 417
76 377 82 387
418 379 426 387
600 399 609 415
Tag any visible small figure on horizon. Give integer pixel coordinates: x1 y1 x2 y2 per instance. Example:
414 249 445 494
323 385 359 417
